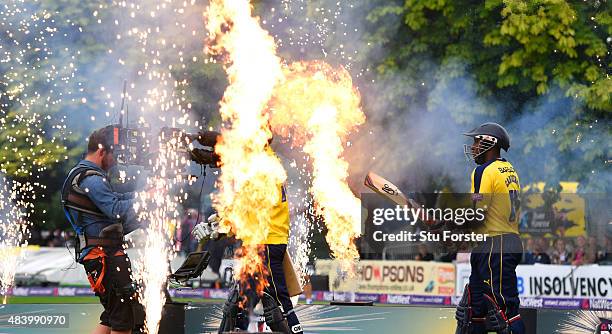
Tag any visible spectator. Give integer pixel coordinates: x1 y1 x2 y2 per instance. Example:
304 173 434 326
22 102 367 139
600 237 612 264
415 244 434 261
45 228 65 247
175 208 199 255
537 237 551 255
455 252 471 263
551 238 571 264
531 237 551 264
522 238 535 264
565 237 576 254
439 252 457 262
587 236 600 263
28 227 42 245
571 236 594 265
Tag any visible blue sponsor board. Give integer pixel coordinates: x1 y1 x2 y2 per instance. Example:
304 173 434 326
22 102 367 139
4 287 612 310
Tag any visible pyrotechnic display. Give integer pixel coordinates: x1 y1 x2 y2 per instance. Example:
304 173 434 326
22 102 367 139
0 0 610 333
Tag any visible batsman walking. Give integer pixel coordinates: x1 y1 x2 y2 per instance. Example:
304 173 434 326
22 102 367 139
456 123 526 334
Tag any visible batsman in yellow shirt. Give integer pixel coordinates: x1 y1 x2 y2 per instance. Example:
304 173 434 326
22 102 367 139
455 123 526 334
193 143 302 334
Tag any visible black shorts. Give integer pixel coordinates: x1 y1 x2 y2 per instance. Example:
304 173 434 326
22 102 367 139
83 250 139 331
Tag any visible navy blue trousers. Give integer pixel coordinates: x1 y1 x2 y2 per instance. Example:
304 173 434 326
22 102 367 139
469 234 525 333
240 244 301 333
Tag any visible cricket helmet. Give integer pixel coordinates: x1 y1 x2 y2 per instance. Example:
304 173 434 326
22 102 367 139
462 122 510 162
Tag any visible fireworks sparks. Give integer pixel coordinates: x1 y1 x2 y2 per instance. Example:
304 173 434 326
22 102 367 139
558 310 612 333
134 132 191 334
0 0 79 300
108 1 206 332
0 176 30 303
0 0 75 177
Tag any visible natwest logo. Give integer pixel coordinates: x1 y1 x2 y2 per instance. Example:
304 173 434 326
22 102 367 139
520 297 543 308
386 294 411 305
590 299 612 311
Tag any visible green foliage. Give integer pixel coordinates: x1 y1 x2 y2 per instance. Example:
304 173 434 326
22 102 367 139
359 0 610 188
366 0 610 111
0 111 65 177
488 0 611 109
1 0 227 232
173 60 228 128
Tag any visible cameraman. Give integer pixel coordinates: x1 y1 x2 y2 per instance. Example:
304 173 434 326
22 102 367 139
61 126 144 334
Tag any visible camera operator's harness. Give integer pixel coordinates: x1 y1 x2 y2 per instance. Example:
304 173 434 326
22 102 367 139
61 165 131 294
61 164 144 330
61 165 125 261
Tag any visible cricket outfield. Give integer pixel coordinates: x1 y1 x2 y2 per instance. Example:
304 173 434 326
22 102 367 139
1 298 592 334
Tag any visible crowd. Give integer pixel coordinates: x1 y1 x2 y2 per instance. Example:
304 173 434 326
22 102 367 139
407 235 612 265
28 227 74 247
31 209 611 267
521 235 612 265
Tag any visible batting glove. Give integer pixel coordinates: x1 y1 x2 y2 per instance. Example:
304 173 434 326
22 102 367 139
192 213 221 241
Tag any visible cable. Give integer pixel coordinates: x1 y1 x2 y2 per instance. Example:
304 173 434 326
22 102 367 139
61 237 78 271
174 164 207 243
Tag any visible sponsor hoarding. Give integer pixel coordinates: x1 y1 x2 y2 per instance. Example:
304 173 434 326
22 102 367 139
327 259 456 295
456 263 612 299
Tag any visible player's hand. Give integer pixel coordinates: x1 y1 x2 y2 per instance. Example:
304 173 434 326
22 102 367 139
192 222 216 241
192 213 221 241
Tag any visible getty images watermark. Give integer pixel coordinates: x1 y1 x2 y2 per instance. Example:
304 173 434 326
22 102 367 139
370 205 489 243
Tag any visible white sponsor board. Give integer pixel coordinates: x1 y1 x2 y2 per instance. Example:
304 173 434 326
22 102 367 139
456 263 612 298
14 246 220 286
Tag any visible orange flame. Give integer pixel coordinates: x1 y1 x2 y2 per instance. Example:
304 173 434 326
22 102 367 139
269 61 365 262
205 0 287 283
205 0 364 284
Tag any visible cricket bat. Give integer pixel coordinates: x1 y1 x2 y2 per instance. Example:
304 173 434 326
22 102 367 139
364 171 426 221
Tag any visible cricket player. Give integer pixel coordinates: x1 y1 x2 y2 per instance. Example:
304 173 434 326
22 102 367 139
193 146 303 334
455 123 526 334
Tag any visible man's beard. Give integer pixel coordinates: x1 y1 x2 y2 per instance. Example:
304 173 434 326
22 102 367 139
474 153 486 165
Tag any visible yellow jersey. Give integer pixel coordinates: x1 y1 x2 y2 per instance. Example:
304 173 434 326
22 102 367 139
470 158 520 236
265 182 290 244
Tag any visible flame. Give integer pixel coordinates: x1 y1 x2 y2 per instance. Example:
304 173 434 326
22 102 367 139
205 0 364 279
205 0 286 285
269 61 364 262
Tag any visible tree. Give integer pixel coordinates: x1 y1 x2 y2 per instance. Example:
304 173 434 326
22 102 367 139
0 2 83 178
357 0 610 190
2 0 230 232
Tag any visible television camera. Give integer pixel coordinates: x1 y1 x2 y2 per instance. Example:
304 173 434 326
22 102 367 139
100 81 221 171
103 123 221 168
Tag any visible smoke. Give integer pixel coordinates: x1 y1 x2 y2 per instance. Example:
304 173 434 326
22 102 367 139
1 0 219 329
259 1 610 195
